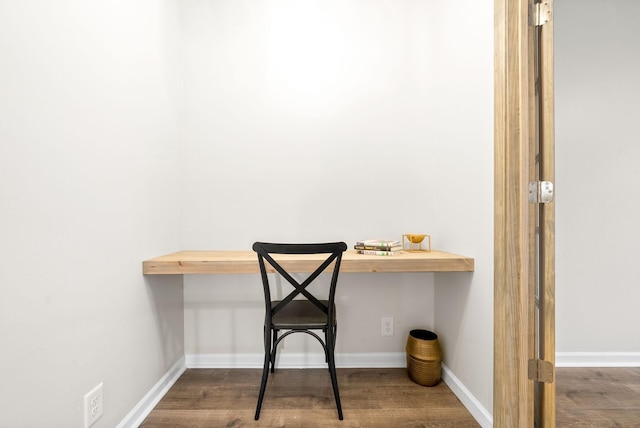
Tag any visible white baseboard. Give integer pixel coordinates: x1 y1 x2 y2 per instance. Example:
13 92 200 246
441 363 493 428
116 356 186 428
185 352 407 368
556 352 640 367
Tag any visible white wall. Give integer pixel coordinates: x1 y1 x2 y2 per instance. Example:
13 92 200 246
429 0 494 416
0 1 184 427
181 0 438 359
180 0 494 420
555 1 640 358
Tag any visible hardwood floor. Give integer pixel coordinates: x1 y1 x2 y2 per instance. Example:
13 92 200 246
140 368 479 427
556 367 640 427
141 367 640 427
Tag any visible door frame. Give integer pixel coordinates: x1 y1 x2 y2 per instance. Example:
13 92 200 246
494 0 555 426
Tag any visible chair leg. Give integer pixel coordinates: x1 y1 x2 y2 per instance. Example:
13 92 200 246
255 326 272 420
270 329 278 373
323 328 329 364
325 325 337 367
327 330 343 420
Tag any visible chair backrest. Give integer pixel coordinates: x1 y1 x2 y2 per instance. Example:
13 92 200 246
252 242 348 321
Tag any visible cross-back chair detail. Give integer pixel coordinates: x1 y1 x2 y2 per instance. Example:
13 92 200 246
253 241 348 421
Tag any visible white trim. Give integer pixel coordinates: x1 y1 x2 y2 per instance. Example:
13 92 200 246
186 353 263 368
185 352 407 368
337 352 406 368
441 363 493 428
116 357 186 428
556 352 640 367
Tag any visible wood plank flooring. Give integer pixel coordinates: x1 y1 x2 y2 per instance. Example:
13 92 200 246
140 368 479 427
556 367 640 427
141 367 640 427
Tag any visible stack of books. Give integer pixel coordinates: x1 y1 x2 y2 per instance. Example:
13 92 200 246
354 239 402 256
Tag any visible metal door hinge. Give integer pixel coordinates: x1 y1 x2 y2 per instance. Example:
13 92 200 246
528 358 554 383
530 2 552 26
529 181 554 203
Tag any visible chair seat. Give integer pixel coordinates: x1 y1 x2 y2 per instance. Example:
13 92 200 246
271 300 335 330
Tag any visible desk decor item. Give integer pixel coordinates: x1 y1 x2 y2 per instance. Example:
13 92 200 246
406 329 441 386
402 234 431 252
354 239 402 256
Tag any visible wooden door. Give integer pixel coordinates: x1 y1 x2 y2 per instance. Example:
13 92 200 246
494 0 555 426
534 1 555 425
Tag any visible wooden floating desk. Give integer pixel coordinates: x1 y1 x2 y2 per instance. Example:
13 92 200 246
143 250 474 275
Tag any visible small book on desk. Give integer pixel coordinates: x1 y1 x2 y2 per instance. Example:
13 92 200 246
354 239 402 255
355 249 400 256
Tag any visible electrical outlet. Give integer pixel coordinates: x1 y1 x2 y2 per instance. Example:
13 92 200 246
381 317 394 336
84 383 103 428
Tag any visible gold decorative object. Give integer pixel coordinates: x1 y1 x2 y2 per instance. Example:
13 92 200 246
402 234 431 252
406 329 442 386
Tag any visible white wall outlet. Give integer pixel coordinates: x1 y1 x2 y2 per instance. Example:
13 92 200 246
381 316 394 336
84 383 103 428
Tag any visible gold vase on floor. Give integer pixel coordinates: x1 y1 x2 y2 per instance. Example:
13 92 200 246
406 329 442 386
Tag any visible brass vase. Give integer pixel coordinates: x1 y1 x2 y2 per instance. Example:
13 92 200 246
406 329 442 386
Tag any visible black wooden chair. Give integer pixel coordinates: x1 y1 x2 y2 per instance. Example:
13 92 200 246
252 241 348 420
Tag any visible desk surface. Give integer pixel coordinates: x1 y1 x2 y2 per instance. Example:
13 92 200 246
143 250 474 275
